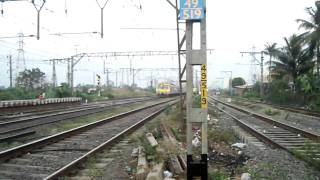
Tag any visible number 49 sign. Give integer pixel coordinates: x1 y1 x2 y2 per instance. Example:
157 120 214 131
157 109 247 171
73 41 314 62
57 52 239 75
179 0 204 20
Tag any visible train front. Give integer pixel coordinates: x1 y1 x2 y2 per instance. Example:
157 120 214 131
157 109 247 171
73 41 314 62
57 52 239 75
156 83 171 97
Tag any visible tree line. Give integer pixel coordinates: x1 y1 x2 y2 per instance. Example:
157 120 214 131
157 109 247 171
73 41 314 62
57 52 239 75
249 2 320 109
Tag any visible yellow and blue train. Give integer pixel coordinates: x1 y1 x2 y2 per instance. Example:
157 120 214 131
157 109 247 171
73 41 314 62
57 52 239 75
156 83 179 97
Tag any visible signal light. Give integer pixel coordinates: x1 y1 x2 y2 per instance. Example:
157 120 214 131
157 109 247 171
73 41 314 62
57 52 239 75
96 74 101 86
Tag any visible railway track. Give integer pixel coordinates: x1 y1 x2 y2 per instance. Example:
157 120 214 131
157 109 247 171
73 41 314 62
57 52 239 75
0 96 153 119
0 97 156 142
230 96 320 118
209 96 320 169
0 98 177 180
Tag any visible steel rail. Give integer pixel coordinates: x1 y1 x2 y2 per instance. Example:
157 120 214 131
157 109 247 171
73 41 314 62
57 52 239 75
0 96 154 120
210 97 320 142
209 98 320 170
0 97 156 142
45 100 177 180
0 97 154 126
0 98 176 163
209 102 286 150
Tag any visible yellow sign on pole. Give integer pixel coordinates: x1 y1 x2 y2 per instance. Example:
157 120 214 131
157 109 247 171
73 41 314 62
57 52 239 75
201 64 208 109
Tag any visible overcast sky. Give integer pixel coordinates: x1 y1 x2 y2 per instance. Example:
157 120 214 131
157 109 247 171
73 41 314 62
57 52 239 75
0 0 316 88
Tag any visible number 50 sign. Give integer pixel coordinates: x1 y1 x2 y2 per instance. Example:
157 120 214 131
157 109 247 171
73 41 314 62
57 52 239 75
179 0 204 20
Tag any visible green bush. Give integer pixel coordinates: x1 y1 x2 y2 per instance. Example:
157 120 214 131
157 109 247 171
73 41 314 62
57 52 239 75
243 91 260 99
0 87 39 100
309 94 320 110
265 80 295 104
75 91 93 101
0 90 14 100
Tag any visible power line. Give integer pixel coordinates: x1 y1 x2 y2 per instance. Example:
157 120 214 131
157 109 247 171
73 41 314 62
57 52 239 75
74 49 214 58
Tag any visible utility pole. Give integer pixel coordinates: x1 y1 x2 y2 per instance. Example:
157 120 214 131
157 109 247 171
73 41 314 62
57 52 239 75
240 50 266 97
52 59 57 87
132 68 135 87
221 71 232 96
67 60 70 86
127 69 130 86
179 0 208 178
7 55 13 88
121 69 124 87
115 71 118 87
95 0 110 38
32 0 46 40
261 53 264 97
17 33 25 71
165 0 185 110
71 57 74 93
70 55 85 95
150 71 153 89
106 69 109 87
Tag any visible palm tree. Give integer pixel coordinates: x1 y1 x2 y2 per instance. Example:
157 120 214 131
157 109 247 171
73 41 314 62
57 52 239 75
296 2 320 76
271 34 314 90
264 43 278 82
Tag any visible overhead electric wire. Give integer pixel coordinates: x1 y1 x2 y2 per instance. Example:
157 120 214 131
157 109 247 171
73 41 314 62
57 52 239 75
120 27 186 32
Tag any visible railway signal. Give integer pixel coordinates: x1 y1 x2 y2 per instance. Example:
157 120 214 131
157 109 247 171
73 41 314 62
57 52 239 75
96 74 101 86
96 74 101 96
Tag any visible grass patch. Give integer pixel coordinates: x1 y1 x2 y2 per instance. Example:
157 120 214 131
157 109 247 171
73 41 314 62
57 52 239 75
171 127 183 142
0 141 23 152
208 169 229 180
292 141 320 170
137 134 163 163
145 121 162 139
264 109 281 116
248 163 290 180
208 129 235 145
87 157 104 178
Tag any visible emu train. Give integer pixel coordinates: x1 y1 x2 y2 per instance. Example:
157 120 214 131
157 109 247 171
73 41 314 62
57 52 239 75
156 83 179 97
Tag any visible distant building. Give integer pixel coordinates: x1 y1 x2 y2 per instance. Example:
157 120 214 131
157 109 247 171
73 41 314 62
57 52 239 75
0 86 5 90
234 84 254 96
88 88 97 94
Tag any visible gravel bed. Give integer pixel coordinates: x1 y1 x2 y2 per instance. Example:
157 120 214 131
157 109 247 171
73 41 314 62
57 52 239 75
67 105 176 180
210 105 320 180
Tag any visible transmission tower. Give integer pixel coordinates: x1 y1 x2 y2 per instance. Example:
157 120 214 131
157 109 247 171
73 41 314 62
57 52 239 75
240 48 266 97
16 33 25 79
